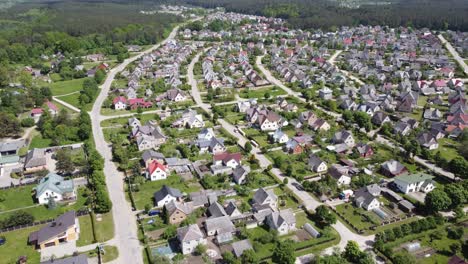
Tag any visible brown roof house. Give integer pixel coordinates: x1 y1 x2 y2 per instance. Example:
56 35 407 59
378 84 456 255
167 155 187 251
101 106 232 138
29 211 79 249
24 148 47 173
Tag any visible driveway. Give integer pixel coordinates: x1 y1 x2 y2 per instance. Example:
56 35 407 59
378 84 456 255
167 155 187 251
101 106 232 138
40 240 78 261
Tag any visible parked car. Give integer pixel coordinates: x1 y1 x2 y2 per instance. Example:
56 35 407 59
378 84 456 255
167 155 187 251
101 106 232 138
148 210 161 216
0 236 6 246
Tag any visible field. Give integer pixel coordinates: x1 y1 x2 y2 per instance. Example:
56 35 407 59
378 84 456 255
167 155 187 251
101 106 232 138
102 245 119 263
238 86 286 99
77 212 115 246
50 78 86 96
28 130 53 149
0 225 42 264
56 93 81 108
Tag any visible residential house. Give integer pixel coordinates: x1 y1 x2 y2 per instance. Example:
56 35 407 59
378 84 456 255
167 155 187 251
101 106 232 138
253 188 277 210
213 152 242 169
28 211 79 249
142 150 165 167
35 173 76 204
332 130 355 146
417 132 439 149
328 164 356 185
154 185 182 207
166 88 187 102
146 160 168 181
165 200 194 224
354 184 381 211
270 129 289 144
41 255 88 264
380 160 407 177
355 143 374 158
112 96 127 110
205 216 236 244
196 137 226 154
177 224 207 254
318 87 333 100
24 148 47 173
371 111 390 126
128 117 141 129
265 209 296 235
232 165 250 185
308 154 328 173
231 239 253 258
208 202 227 218
225 201 242 217
173 110 205 128
394 173 435 194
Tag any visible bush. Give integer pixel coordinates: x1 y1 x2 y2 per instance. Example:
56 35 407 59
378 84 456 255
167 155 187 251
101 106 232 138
0 211 34 229
21 118 35 127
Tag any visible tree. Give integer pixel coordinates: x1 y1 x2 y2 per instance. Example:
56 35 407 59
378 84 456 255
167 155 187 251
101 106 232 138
272 240 295 264
449 157 468 179
425 189 452 213
0 211 34 229
0 113 21 138
241 249 259 264
194 243 207 255
392 252 416 264
55 149 75 175
314 205 337 227
222 251 238 264
244 142 253 152
343 241 362 263
94 69 106 84
444 184 467 207
21 117 35 127
161 225 177 239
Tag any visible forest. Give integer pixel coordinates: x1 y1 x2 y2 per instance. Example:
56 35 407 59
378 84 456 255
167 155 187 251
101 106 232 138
181 0 468 31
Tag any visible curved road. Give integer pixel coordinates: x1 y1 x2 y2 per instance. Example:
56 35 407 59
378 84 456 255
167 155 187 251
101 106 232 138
89 24 184 264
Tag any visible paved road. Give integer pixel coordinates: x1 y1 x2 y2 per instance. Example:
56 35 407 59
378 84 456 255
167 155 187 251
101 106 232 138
189 52 374 252
327 50 364 85
188 49 212 115
255 56 341 119
438 34 468 75
89 23 184 264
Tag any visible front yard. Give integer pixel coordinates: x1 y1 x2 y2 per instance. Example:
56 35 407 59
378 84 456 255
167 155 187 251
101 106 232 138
77 212 115 246
0 225 42 264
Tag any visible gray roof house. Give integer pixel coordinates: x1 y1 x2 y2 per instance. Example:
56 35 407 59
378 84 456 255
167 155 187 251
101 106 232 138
231 239 253 257
308 154 327 173
24 148 47 171
205 216 235 244
253 188 277 209
208 202 227 218
354 185 381 211
28 211 78 248
265 209 296 235
380 159 407 177
154 185 183 207
177 224 207 255
232 165 250 185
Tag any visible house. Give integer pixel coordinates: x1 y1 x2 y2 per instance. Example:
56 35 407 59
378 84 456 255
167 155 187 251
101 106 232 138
355 143 374 158
354 184 381 211
310 119 331 131
142 150 165 167
35 173 76 204
394 173 435 194
28 211 79 249
208 202 227 218
24 148 47 173
225 201 242 217
154 185 182 207
332 130 355 146
328 164 355 185
265 209 296 235
270 129 289 144
380 160 407 177
417 132 439 149
41 254 88 264
423 108 443 121
232 165 250 185
166 88 187 102
308 154 327 173
371 111 390 126
177 224 207 254
231 239 253 258
393 121 412 136
196 137 226 154
213 152 242 169
205 216 235 244
0 139 25 157
112 96 127 110
197 128 216 141
30 108 43 120
45 101 59 116
253 188 277 209
318 87 333 100
173 110 205 128
165 200 194 224
128 117 141 129
146 160 168 181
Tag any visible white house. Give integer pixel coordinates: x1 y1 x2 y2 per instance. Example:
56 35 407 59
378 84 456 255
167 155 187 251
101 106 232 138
153 185 182 207
253 188 277 209
146 160 168 181
394 173 435 194
35 173 76 205
177 224 207 254
113 96 127 110
308 154 328 173
265 209 296 235
270 129 289 144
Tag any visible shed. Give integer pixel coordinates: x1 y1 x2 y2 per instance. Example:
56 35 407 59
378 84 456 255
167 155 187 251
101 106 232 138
398 200 416 213
303 223 321 238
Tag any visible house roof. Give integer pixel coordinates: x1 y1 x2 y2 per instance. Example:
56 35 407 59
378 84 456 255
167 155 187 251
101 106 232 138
381 159 406 175
233 165 250 183
208 202 227 218
177 224 204 242
154 185 182 203
231 239 253 257
266 209 296 229
35 172 75 198
147 160 167 175
205 215 235 234
142 150 165 163
113 96 127 104
0 139 25 153
40 254 88 264
225 201 239 216
29 211 76 244
165 200 193 215
213 152 242 164
308 154 325 168
253 188 277 205
395 173 433 184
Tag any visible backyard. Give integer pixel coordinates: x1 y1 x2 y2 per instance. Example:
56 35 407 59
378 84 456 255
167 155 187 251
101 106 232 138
77 212 115 246
0 225 42 264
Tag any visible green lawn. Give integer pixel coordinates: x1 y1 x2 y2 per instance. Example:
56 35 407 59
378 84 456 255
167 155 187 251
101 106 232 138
128 176 203 210
28 133 53 149
102 245 119 263
432 138 460 161
0 225 42 264
334 203 380 231
273 187 300 210
50 78 86 96
56 92 81 108
77 212 114 246
266 150 311 179
100 113 159 127
238 86 286 99
0 187 89 222
0 185 35 211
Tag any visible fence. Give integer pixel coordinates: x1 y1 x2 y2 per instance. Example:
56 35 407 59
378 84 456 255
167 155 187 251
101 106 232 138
0 174 87 191
0 209 89 234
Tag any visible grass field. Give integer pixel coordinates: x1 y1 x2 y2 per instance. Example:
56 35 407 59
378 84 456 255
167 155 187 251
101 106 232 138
431 138 460 161
238 86 286 99
28 131 53 149
50 78 86 96
0 185 35 211
0 225 42 264
102 245 119 263
56 92 81 108
128 176 203 210
77 212 115 246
